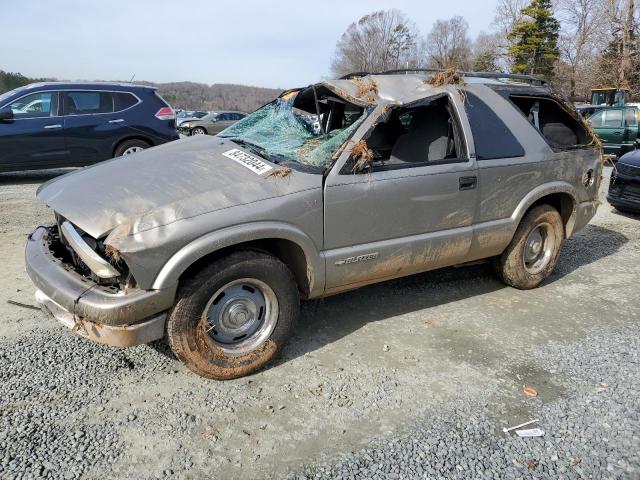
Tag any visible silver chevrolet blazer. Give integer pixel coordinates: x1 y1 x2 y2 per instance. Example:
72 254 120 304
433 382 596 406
26 71 603 379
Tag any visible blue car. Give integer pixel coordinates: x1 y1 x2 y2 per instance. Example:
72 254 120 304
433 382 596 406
0 82 179 172
608 150 640 214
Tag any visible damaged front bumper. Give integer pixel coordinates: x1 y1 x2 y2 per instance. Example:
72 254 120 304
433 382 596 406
26 226 177 347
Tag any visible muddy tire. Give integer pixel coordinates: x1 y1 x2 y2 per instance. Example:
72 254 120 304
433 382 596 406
494 204 564 290
167 250 299 380
114 139 150 157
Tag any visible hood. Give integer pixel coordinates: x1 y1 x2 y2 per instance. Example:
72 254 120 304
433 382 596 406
619 149 640 167
37 135 321 239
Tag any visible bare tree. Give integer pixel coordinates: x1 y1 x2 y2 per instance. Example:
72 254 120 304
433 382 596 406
620 0 636 88
556 0 607 98
426 16 472 69
592 0 640 96
330 10 425 76
492 0 529 70
493 0 529 37
471 32 503 71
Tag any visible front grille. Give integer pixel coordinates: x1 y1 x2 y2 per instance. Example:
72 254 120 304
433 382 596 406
617 162 640 177
622 188 640 201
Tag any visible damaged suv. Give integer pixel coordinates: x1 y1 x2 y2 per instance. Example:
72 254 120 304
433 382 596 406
26 70 602 379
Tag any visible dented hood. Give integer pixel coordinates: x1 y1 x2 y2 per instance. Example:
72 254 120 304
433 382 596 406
37 135 320 239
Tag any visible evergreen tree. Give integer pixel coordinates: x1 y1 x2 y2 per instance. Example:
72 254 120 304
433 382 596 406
507 0 560 78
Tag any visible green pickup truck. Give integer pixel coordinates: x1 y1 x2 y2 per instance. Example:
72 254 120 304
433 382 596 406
579 105 639 158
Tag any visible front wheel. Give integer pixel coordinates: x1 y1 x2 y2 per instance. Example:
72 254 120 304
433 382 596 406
167 250 299 379
191 127 207 135
494 204 564 290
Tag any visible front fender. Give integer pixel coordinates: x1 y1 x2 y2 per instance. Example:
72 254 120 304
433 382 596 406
151 221 325 296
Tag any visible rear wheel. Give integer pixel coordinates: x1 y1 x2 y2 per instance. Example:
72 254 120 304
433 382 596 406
167 250 299 379
114 139 150 157
494 204 564 289
191 127 207 135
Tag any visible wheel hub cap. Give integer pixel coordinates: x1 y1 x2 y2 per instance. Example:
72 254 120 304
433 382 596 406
523 223 555 275
123 146 143 155
202 279 279 355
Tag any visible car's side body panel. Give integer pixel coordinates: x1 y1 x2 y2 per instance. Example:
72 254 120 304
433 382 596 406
466 85 601 261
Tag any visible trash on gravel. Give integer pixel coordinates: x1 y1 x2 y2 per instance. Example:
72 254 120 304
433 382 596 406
6 299 40 311
522 385 538 397
515 428 545 437
595 383 608 393
503 419 539 433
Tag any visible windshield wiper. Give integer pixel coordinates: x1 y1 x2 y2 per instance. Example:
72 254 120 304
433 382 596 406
230 139 280 164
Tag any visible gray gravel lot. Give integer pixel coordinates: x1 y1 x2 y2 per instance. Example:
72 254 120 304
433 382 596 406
0 169 638 479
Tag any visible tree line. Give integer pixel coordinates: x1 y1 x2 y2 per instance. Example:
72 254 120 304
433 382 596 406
331 0 639 101
0 71 281 113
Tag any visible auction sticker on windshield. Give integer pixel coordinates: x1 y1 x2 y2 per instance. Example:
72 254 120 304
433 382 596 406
222 148 273 175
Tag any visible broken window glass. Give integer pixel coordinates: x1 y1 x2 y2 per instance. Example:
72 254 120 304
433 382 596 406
508 95 592 150
218 92 368 168
344 96 466 173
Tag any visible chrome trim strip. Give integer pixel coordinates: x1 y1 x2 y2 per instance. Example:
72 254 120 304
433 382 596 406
60 221 120 279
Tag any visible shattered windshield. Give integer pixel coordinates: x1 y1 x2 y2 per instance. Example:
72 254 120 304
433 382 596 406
218 89 368 168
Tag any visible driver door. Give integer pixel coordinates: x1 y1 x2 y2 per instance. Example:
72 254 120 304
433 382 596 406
322 96 478 292
0 91 69 171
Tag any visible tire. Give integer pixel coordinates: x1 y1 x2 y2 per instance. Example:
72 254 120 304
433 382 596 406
167 250 299 380
191 127 207 135
114 139 150 157
494 204 564 290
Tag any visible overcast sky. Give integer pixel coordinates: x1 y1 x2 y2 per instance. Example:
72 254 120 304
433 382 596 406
2 0 498 89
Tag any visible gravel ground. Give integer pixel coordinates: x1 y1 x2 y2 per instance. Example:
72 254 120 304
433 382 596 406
0 169 638 479
286 326 640 479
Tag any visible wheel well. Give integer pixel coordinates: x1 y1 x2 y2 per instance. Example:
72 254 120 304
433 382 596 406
192 126 207 133
529 192 575 235
113 136 153 157
179 239 311 298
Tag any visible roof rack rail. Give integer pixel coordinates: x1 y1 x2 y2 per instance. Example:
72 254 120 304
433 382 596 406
338 72 370 80
340 69 548 86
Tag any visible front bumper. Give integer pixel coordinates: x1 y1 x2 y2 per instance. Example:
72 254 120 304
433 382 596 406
607 170 640 211
26 226 176 346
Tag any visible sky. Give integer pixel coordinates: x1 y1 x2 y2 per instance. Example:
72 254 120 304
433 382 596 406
1 0 498 89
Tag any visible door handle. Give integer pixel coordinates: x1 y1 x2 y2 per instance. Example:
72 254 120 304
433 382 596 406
612 131 623 136
44 124 62 129
108 119 124 124
459 176 477 191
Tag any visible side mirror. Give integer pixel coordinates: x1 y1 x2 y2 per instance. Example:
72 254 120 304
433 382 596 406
0 107 13 121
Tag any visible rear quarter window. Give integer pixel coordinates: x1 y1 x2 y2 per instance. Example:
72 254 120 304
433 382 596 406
465 92 525 160
113 92 138 111
508 95 592 151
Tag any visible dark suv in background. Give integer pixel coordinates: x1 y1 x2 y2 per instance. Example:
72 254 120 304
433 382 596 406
0 82 179 172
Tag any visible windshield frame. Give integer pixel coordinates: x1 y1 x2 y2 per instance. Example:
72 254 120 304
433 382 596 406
217 91 371 172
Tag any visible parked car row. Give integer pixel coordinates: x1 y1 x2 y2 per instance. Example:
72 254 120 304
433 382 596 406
0 82 179 172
